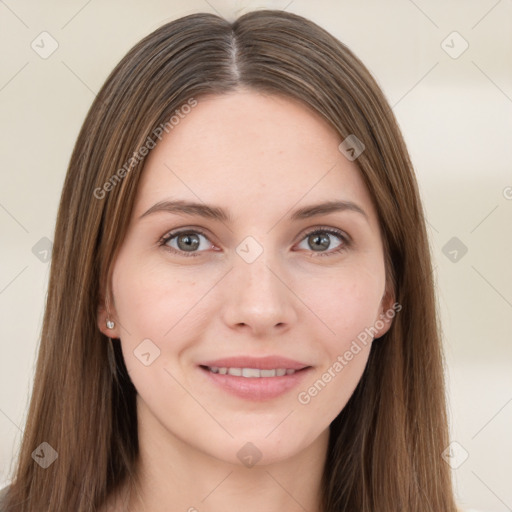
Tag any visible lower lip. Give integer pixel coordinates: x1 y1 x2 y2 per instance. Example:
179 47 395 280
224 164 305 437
199 366 312 401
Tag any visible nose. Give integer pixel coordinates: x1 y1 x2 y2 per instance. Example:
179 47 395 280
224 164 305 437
221 249 298 338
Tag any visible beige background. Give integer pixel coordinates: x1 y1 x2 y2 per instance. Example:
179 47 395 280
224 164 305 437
1 1 511 510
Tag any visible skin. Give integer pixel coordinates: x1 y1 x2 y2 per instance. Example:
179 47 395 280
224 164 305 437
98 89 394 512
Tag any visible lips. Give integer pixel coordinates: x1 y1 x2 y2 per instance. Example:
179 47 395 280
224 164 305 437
198 355 312 401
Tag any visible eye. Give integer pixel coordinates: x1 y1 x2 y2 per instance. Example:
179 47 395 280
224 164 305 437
158 226 351 258
159 229 213 257
296 227 350 257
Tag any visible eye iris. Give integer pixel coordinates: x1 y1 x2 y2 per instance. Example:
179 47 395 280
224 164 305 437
177 233 200 251
309 233 330 251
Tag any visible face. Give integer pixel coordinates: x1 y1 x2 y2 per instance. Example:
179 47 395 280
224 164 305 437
99 90 394 466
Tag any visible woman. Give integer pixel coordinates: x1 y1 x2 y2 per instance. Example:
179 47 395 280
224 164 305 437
1 9 459 512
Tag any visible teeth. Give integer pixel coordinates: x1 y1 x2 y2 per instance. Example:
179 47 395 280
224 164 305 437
242 368 261 377
207 366 297 378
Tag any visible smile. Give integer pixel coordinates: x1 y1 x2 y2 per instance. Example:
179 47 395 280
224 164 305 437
199 362 312 401
205 366 297 377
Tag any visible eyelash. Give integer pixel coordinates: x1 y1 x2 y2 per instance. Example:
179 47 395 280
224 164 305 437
158 226 351 258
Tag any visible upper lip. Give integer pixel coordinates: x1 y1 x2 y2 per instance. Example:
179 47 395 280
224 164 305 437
199 356 310 370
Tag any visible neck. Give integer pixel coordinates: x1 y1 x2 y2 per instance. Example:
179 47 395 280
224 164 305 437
113 399 329 512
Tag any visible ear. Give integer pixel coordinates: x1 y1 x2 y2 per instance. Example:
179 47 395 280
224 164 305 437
97 292 121 339
373 288 400 340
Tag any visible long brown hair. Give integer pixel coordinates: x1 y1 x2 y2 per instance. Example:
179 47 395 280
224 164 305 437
3 9 457 511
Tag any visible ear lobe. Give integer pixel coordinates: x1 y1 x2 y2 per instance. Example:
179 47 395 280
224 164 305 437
97 300 120 339
374 310 393 340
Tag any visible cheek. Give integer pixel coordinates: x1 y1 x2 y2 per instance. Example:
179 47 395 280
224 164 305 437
111 256 223 389
112 256 206 339
294 263 383 411
110 257 207 395
303 263 384 344
296 279 379 419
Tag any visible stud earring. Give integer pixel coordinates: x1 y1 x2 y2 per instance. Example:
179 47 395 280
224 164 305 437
106 319 115 329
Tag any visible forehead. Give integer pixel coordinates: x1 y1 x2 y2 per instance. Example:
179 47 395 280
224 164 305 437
133 91 377 224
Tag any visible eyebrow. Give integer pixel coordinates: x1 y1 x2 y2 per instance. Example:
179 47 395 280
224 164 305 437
139 199 368 223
